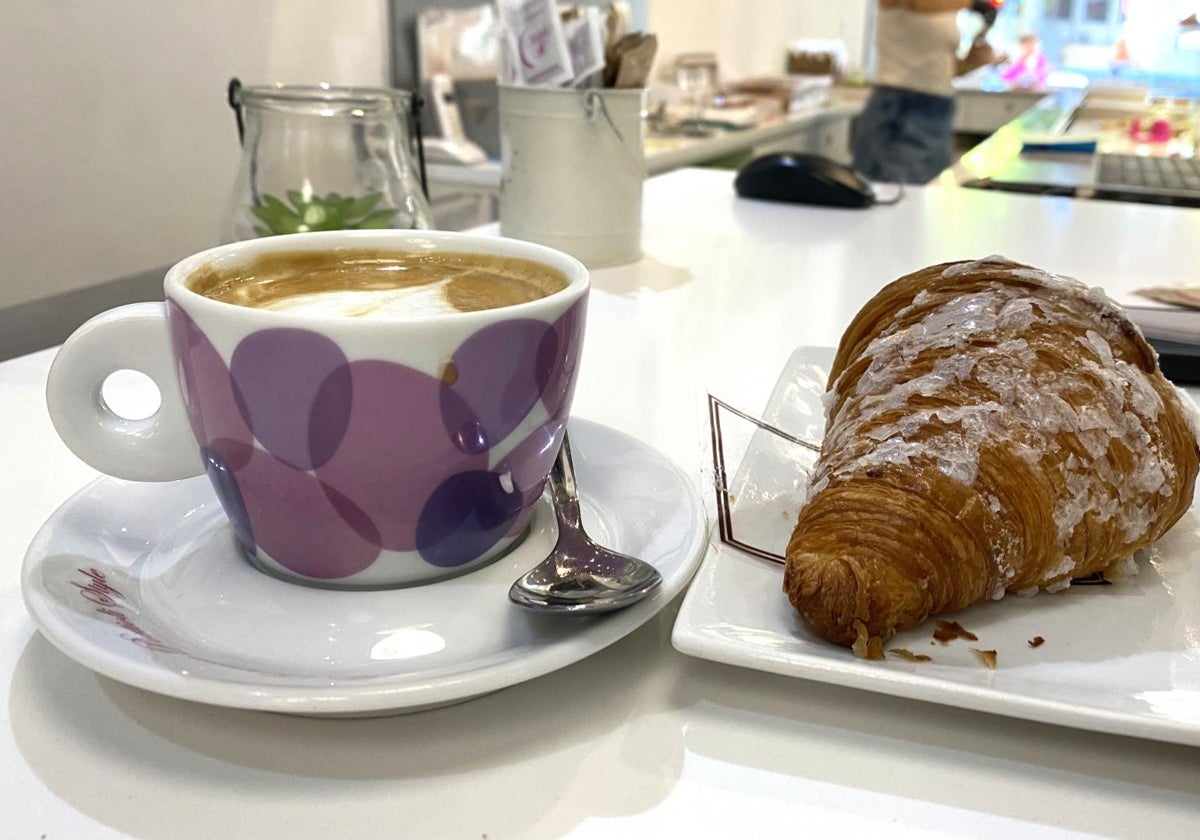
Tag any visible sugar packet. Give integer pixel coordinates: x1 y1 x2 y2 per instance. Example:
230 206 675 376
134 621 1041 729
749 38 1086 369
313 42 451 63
562 6 606 87
496 0 573 87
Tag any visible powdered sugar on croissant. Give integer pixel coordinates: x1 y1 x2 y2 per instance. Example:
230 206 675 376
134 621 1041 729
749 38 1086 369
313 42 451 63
784 257 1200 656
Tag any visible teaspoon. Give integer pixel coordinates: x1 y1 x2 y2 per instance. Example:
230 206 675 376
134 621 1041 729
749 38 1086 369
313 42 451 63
509 431 663 614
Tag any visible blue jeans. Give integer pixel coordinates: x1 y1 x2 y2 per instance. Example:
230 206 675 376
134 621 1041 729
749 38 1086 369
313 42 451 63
852 86 955 184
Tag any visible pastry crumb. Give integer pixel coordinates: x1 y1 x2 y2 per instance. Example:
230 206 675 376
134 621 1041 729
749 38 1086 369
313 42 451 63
889 648 932 662
1028 636 1045 648
972 648 998 669
933 619 978 643
852 621 885 659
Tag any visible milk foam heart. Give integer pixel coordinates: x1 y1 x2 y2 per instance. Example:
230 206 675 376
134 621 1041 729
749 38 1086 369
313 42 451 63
258 280 463 318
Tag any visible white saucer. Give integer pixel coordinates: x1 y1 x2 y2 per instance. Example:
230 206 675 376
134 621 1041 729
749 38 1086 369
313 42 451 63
22 418 707 716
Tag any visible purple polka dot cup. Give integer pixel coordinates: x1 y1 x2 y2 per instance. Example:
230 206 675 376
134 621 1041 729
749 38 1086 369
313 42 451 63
46 230 589 588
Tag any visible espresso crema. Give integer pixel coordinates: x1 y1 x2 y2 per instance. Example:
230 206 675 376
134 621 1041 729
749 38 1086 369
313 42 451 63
188 249 569 318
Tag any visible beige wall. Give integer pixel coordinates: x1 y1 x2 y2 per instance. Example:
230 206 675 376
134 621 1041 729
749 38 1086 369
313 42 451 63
2 0 869 311
649 0 870 83
1 1 390 310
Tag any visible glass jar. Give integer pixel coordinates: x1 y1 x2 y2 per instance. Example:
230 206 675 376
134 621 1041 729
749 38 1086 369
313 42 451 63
223 82 433 243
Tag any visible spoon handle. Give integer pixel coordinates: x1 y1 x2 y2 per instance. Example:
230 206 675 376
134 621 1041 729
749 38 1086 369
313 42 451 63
547 431 583 529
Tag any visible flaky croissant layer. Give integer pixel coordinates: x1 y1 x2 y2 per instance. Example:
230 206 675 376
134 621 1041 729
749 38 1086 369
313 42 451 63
784 257 1200 655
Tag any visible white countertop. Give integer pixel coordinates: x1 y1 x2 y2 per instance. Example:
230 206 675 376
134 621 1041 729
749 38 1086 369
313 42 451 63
4 170 1200 839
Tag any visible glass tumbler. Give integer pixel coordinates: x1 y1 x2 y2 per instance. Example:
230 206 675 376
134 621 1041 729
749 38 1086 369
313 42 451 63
223 82 433 243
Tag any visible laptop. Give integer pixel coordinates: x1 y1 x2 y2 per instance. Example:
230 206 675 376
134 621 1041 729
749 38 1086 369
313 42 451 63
966 149 1200 205
1092 153 1200 200
962 91 1200 204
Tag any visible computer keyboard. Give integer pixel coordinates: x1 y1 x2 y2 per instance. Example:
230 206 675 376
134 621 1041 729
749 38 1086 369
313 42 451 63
1095 153 1200 194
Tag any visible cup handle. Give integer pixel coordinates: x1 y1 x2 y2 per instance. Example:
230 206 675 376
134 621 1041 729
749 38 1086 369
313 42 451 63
46 302 204 482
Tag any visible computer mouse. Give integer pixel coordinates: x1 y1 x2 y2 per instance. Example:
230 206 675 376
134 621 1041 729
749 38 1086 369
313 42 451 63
734 152 875 208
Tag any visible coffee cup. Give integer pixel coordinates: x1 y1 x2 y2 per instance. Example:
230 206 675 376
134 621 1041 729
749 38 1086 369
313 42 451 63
46 230 589 588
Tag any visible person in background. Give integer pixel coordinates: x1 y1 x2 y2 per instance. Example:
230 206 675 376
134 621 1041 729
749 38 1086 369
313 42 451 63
853 0 999 184
1002 32 1050 89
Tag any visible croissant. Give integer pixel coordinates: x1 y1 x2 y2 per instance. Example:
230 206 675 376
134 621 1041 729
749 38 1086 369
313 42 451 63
783 257 1200 657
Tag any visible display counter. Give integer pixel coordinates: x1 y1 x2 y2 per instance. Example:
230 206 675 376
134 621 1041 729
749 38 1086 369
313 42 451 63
5 168 1200 839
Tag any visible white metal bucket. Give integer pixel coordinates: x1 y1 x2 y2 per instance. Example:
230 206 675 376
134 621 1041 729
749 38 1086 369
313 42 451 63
498 85 646 269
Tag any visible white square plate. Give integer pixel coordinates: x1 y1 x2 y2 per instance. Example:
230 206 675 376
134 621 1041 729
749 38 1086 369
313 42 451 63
673 346 1200 747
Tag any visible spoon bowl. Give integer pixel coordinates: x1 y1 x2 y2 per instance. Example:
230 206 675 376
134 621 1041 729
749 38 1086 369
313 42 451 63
509 431 663 614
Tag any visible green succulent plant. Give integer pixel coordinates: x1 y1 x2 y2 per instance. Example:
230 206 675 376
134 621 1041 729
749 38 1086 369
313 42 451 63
250 190 400 236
